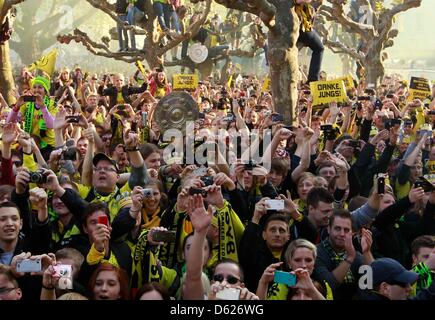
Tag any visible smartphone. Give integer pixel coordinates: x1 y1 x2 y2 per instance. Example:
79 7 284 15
97 215 109 226
377 176 385 194
272 114 284 122
65 115 80 123
282 125 295 131
265 199 285 211
117 105 125 111
189 187 207 197
199 112 205 119
216 288 240 300
16 259 42 273
152 230 176 243
320 124 333 131
23 96 36 103
357 96 371 101
273 270 297 286
414 177 434 192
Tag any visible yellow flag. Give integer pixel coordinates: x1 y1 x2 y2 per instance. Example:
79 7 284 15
227 75 233 88
28 49 58 76
135 60 146 77
261 77 271 92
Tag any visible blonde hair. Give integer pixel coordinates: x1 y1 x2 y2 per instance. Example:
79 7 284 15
57 292 88 300
285 239 317 265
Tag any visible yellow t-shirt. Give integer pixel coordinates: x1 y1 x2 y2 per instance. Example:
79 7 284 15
20 99 57 148
116 91 125 104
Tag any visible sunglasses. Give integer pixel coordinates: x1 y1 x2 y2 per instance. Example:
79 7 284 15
212 274 240 285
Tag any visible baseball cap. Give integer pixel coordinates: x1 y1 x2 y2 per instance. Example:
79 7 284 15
371 258 418 286
92 153 119 172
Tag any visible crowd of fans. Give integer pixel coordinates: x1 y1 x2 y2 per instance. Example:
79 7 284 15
0 64 434 301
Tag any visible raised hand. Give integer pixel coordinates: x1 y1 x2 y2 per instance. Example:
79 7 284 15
279 191 301 220
360 228 373 254
29 187 48 211
2 123 19 145
187 194 212 233
259 262 283 285
54 106 68 130
204 184 225 209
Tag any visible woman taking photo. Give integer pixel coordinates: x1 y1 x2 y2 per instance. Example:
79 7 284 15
257 239 330 300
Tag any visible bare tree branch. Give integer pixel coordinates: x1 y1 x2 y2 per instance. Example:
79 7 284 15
321 1 376 41
384 0 421 21
1 0 25 24
193 0 276 28
57 28 145 63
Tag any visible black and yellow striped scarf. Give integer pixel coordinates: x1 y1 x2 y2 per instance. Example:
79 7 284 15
323 239 355 284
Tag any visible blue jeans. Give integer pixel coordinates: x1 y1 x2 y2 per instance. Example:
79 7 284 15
153 2 168 30
117 14 129 50
297 30 324 82
127 6 143 49
153 2 179 31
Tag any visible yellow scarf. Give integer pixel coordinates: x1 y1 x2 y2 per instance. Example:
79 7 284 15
294 4 315 32
141 207 161 230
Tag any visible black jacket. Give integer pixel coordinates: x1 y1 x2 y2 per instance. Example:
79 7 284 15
372 197 435 269
239 222 286 292
116 0 128 14
99 83 148 108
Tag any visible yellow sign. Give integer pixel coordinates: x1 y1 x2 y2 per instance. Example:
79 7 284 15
173 74 199 90
28 49 58 76
261 77 271 92
310 79 347 105
408 77 431 101
336 75 355 90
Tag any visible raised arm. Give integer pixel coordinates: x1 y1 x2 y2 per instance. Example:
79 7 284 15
182 195 212 300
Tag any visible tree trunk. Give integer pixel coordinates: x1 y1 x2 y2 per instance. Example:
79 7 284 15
268 0 300 125
0 41 16 105
364 53 384 86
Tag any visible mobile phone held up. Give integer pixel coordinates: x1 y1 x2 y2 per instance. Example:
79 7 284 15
265 199 285 211
377 175 385 195
16 259 42 273
216 288 240 300
152 230 176 243
97 215 109 227
274 270 297 287
23 95 36 103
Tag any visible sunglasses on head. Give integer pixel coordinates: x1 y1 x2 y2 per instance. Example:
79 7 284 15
212 274 240 285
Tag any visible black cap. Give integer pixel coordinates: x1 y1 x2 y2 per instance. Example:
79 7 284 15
371 258 418 286
92 153 119 172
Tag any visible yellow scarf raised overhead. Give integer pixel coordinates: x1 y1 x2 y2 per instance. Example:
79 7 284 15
208 201 245 267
